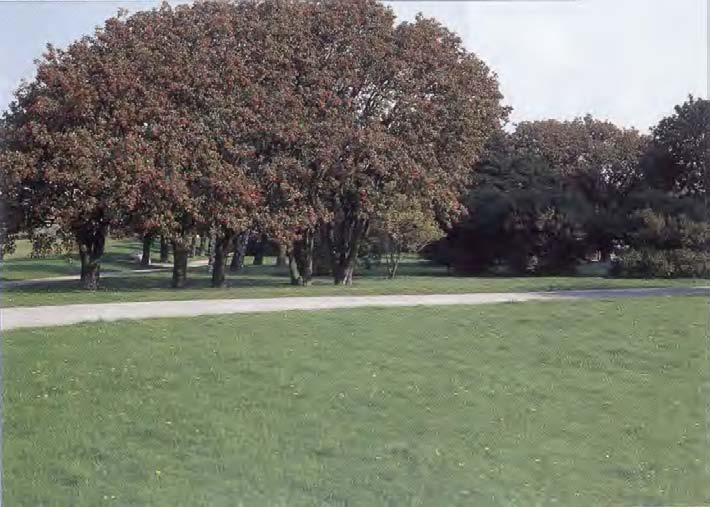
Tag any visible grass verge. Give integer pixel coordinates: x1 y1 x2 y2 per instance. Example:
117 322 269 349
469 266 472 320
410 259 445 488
4 297 708 505
3 256 707 308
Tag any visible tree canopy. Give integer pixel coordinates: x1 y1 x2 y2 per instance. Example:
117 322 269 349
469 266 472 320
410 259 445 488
426 109 708 277
2 2 706 286
0 0 509 288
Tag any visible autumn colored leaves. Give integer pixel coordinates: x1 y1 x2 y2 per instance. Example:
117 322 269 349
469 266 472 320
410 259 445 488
0 0 508 289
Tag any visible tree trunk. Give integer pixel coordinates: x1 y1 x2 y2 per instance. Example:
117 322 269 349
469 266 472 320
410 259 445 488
211 233 234 288
79 250 100 290
141 235 153 266
230 232 249 272
313 227 332 276
333 263 355 285
197 235 207 256
172 241 189 288
160 236 170 263
78 227 107 291
189 235 197 257
252 236 265 265
386 251 401 279
288 254 302 285
276 243 287 267
293 231 314 286
328 218 368 286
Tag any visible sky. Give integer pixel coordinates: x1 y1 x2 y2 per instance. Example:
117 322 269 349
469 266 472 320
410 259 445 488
0 0 706 132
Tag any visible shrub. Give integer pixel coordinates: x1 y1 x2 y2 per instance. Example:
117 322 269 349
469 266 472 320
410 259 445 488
371 199 443 279
611 248 710 278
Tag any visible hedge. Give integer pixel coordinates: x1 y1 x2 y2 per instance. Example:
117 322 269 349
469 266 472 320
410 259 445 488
611 248 710 278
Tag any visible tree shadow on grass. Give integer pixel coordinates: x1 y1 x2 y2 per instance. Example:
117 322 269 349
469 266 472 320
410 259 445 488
245 258 455 279
1 261 81 280
1 250 157 281
3 272 304 296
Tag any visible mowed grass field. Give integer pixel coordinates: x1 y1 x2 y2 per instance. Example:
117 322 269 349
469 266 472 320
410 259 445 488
4 297 708 505
2 239 706 308
0 238 169 282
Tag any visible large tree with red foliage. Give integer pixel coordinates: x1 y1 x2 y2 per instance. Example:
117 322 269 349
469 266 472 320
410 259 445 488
0 34 147 289
266 1 509 284
1 2 270 288
2 0 507 289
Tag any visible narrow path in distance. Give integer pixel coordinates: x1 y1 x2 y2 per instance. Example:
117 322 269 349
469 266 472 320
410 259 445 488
2 286 707 331
2 259 210 288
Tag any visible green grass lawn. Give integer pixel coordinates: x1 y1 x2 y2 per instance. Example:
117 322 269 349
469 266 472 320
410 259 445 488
4 297 708 505
0 238 171 281
2 244 706 307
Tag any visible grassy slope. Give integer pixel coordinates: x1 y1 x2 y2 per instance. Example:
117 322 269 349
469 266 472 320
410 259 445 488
4 298 708 505
2 245 706 308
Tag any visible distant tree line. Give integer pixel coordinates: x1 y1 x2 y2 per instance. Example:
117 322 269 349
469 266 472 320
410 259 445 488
425 98 709 278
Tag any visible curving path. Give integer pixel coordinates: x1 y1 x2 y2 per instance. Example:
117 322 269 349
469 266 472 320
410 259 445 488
1 286 707 331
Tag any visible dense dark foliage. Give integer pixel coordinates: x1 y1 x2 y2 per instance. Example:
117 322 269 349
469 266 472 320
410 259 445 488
427 100 708 278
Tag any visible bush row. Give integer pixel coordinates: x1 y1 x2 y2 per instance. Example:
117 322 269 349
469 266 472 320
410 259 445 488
611 248 710 278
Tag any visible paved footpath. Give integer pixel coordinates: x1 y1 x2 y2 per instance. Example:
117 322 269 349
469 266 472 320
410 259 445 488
1 286 707 331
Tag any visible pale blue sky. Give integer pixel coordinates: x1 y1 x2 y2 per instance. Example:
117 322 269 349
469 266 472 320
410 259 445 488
1 0 706 131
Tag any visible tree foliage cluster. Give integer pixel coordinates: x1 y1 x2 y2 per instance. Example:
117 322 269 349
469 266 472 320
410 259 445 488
427 99 709 278
0 0 508 289
2 1 706 284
